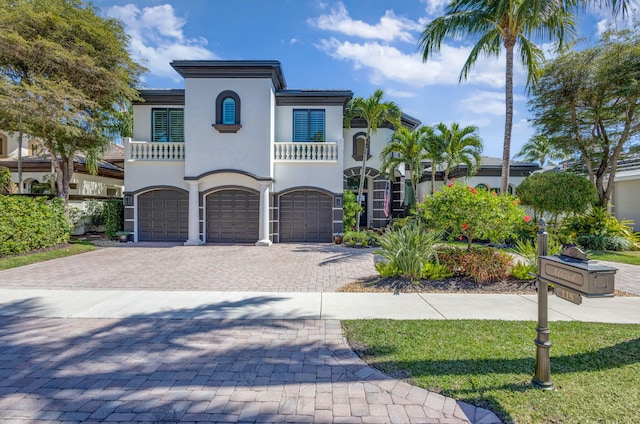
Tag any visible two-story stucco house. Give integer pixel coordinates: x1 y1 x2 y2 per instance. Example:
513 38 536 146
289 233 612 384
124 60 420 245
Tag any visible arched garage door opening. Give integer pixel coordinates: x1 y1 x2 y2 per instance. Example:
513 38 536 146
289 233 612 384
206 189 259 243
137 189 188 242
279 190 332 242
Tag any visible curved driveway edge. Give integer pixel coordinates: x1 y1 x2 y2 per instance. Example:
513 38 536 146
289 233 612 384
0 317 499 423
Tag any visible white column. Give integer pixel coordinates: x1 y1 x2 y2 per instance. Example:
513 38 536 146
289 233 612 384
184 181 203 246
256 181 272 246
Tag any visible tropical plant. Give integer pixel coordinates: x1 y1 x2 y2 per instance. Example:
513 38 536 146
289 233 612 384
561 207 640 250
342 191 362 231
516 134 567 166
509 238 562 280
344 89 401 230
419 0 576 194
419 183 526 250
380 126 433 207
374 222 442 281
103 198 124 239
423 127 446 195
437 246 514 283
432 122 483 185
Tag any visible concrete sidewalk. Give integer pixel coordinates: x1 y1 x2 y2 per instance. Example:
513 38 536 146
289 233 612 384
1 289 639 323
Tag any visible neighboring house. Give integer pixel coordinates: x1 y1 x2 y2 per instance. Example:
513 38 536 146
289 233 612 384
0 131 124 198
612 155 640 230
417 156 541 201
124 60 420 244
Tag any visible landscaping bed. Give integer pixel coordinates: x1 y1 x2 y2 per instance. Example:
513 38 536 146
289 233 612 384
339 275 537 294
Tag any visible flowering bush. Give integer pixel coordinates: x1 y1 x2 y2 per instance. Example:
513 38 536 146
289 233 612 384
418 183 526 250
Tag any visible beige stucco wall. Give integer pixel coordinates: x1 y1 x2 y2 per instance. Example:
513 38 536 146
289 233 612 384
612 177 640 231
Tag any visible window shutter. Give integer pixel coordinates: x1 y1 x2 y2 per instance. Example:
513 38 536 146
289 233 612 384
152 109 168 143
293 110 308 142
222 98 236 124
169 109 184 143
309 110 325 142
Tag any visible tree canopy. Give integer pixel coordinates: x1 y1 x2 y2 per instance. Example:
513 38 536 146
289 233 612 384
418 0 576 195
0 0 144 205
529 28 640 207
433 122 483 185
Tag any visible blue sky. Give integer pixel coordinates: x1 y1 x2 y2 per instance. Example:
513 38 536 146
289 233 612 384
93 0 636 159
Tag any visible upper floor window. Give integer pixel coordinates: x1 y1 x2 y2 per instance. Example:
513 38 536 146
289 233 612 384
293 109 325 142
152 108 184 143
352 132 371 161
29 139 44 156
0 133 7 157
214 90 242 133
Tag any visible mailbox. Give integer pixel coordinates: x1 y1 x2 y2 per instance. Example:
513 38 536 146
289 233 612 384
539 253 616 297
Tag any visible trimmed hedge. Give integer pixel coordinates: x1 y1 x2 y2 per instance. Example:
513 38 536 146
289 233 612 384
0 195 72 257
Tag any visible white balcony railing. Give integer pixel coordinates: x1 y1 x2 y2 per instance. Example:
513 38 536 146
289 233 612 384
274 142 338 162
128 141 185 161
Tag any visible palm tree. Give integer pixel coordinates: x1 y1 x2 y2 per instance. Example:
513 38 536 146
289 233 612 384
516 134 566 166
434 122 483 185
345 89 401 229
380 126 433 208
424 127 446 195
418 0 576 194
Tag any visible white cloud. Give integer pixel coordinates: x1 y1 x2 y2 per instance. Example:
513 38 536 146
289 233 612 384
420 0 448 16
458 91 527 116
107 4 217 82
385 88 417 98
308 2 422 43
315 38 518 89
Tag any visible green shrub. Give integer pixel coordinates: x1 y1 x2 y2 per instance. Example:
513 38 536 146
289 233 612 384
418 183 526 251
516 172 597 224
84 199 106 228
562 207 640 250
342 191 362 231
438 246 514 283
577 234 632 252
422 262 454 280
374 223 441 281
511 262 535 280
0 195 72 256
344 230 370 247
103 198 124 239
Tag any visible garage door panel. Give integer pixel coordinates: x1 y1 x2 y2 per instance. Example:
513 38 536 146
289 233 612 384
138 190 189 242
279 190 332 242
206 189 259 243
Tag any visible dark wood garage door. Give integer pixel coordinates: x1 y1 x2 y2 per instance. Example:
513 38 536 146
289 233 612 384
138 190 188 242
206 189 259 243
279 190 333 242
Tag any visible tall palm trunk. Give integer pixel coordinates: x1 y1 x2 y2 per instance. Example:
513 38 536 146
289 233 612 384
355 131 370 230
500 39 515 195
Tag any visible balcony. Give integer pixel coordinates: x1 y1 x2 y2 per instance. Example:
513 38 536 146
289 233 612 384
127 141 185 161
274 142 338 162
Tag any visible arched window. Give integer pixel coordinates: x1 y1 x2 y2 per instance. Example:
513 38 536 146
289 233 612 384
222 97 236 124
29 139 43 156
214 90 242 133
351 132 371 161
475 183 488 190
0 133 7 157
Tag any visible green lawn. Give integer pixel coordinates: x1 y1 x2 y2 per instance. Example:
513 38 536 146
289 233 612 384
0 242 96 271
588 250 640 266
342 320 640 424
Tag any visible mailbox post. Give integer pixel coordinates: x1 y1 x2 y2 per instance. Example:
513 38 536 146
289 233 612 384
533 219 553 389
532 218 617 389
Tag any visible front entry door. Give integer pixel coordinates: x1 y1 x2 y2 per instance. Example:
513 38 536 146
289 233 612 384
355 192 367 228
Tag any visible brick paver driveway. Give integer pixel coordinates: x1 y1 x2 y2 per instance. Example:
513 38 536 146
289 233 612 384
0 243 376 292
